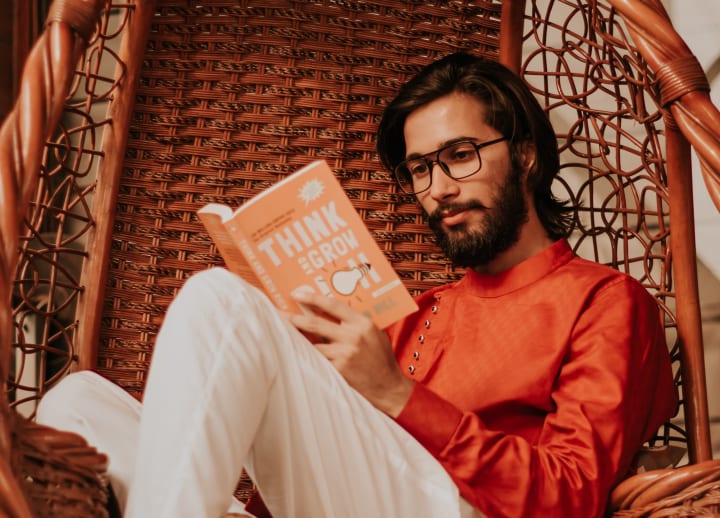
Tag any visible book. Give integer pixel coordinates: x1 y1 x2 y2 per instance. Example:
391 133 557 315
197 159 418 329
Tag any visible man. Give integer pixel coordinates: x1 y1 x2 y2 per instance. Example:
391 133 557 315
37 52 677 517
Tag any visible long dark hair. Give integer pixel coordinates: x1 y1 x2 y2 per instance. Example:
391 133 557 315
377 52 572 240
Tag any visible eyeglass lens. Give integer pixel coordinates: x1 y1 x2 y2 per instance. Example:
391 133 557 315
395 141 482 194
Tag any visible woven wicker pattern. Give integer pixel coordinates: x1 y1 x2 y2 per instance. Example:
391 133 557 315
97 0 502 397
14 416 113 516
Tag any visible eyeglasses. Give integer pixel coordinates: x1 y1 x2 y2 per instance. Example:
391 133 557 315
393 137 508 195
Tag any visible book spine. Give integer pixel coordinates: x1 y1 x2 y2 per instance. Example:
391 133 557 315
235 235 291 311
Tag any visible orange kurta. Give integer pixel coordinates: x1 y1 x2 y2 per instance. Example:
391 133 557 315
388 239 677 517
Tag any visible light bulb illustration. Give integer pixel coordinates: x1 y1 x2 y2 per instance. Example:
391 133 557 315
330 263 372 295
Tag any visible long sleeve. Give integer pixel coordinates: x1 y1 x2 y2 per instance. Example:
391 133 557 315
389 242 677 517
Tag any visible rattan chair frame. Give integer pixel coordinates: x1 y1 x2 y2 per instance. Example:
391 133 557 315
2 0 720 516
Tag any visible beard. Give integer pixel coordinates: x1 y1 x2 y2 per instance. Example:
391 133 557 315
427 167 529 268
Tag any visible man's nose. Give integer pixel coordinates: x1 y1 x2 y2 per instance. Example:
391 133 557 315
428 162 459 200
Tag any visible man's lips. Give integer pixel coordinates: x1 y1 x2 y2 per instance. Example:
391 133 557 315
438 205 485 226
439 208 469 226
429 202 487 228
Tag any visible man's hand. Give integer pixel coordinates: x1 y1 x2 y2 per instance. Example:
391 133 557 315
285 291 414 418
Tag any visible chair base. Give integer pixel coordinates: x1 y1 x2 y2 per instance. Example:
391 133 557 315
13 413 116 517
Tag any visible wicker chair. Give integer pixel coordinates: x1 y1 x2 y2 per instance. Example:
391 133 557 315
0 2 117 516
2 0 720 516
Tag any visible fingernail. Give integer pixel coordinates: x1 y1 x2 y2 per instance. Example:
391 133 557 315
291 293 311 304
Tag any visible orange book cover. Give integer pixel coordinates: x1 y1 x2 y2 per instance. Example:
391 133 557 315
197 160 418 329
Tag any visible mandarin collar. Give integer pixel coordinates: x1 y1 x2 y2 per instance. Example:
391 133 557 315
458 239 574 297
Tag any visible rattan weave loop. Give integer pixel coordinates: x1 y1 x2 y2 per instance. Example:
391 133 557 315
655 56 711 107
609 459 720 515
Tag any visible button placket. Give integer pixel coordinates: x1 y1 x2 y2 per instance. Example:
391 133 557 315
407 295 440 376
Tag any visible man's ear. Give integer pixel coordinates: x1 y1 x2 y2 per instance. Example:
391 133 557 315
519 140 537 175
517 140 538 191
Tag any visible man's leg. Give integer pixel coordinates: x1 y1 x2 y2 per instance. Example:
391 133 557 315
123 267 467 518
36 370 140 514
35 371 249 516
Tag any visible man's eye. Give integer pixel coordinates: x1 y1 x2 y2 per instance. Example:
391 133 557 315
448 146 475 162
408 161 429 176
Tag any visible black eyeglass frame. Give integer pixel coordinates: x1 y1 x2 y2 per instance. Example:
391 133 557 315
393 136 509 195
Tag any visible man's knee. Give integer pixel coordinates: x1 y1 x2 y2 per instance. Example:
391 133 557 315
171 268 270 324
37 371 97 429
175 268 247 308
184 267 245 292
36 371 136 433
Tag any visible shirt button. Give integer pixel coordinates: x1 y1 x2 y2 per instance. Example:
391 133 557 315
413 351 420 359
408 365 415 374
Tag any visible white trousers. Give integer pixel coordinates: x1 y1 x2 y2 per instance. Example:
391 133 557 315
37 268 480 518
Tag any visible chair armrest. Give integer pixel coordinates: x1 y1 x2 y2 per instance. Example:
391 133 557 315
609 459 720 515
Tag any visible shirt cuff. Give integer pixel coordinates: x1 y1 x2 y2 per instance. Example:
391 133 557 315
394 382 464 457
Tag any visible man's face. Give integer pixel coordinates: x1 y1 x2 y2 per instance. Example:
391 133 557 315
403 92 529 268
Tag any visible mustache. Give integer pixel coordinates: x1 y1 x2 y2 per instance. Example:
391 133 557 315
427 200 488 223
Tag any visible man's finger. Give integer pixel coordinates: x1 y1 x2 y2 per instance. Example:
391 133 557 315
312 343 337 361
291 291 358 322
285 310 339 341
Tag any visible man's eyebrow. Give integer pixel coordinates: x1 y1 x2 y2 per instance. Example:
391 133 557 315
405 136 477 160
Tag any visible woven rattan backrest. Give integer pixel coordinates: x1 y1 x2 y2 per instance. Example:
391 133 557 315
8 0 718 467
89 0 507 393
